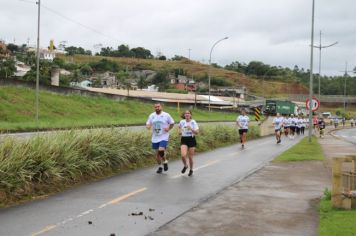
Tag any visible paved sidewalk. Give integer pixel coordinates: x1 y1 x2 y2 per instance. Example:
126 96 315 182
152 129 356 236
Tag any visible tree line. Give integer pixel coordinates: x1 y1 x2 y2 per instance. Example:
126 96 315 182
224 61 356 96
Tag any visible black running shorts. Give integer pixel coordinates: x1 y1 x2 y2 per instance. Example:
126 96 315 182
181 136 197 148
239 129 248 135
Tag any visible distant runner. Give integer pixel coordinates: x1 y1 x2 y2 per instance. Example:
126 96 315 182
273 113 284 144
178 110 199 177
318 117 326 138
236 109 250 149
146 103 174 174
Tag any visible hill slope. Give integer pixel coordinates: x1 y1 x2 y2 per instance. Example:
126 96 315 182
58 54 308 97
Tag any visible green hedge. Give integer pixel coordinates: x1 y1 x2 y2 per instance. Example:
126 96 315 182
0 124 259 206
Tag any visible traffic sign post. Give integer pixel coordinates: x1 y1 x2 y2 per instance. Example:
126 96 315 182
306 97 320 112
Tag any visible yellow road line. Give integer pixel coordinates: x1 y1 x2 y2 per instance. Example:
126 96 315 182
99 187 147 208
193 159 221 171
30 187 147 235
171 159 221 179
29 225 57 236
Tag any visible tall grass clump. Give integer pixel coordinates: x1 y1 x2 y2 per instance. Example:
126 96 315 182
0 124 259 206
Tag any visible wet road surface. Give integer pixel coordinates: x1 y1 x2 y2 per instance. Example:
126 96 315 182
0 135 301 236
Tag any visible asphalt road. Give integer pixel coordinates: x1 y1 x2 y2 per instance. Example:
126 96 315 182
0 135 301 236
333 127 356 144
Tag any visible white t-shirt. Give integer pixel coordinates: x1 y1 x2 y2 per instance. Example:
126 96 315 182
284 117 292 127
237 115 249 129
179 119 199 137
291 117 298 127
146 111 174 143
273 117 284 130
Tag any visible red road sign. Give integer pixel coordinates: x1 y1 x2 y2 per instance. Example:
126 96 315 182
306 97 320 111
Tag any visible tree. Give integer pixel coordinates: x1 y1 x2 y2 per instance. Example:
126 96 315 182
137 75 147 89
100 47 114 56
80 64 93 76
131 47 153 59
23 60 53 85
117 70 131 96
116 44 134 57
0 58 16 78
6 43 19 54
151 69 169 91
171 55 187 61
65 46 91 56
158 55 166 60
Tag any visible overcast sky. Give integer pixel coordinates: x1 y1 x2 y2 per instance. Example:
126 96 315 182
1 0 355 76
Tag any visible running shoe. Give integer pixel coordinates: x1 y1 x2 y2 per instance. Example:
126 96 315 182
277 139 281 144
181 166 188 174
188 169 193 176
156 167 163 174
163 162 168 171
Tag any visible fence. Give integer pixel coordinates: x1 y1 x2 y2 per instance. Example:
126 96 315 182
332 156 356 209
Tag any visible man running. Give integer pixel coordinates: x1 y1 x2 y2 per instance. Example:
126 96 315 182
318 117 326 138
273 113 284 144
236 109 249 149
146 103 174 174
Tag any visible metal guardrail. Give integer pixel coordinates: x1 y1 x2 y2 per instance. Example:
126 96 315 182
288 94 356 103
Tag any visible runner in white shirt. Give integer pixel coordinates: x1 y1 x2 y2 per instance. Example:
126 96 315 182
236 109 250 149
146 103 174 174
290 114 297 139
283 115 291 137
178 110 199 177
273 113 284 144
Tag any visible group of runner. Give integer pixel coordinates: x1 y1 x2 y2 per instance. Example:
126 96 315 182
146 103 343 176
237 110 310 148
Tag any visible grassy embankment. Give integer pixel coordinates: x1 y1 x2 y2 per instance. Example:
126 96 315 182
0 86 237 132
274 136 356 236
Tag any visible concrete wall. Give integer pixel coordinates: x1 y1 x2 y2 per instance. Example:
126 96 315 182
259 116 275 136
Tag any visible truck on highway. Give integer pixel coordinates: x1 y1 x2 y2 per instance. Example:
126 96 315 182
264 100 297 115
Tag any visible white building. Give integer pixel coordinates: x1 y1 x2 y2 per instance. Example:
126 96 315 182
14 61 31 77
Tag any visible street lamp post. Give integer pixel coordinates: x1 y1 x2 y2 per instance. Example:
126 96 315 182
308 0 315 142
208 36 228 111
35 0 41 128
313 31 337 98
342 61 353 113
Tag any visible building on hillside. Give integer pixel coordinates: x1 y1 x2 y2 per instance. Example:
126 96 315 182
170 75 196 91
143 85 159 92
87 72 117 88
27 47 56 61
130 70 156 80
13 61 31 77
70 80 92 88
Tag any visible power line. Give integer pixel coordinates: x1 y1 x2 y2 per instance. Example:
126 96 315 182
17 0 35 4
16 0 119 43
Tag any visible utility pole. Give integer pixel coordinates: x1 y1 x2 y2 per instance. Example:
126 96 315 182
313 31 337 98
308 0 315 142
35 0 41 128
188 48 191 60
341 62 353 113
